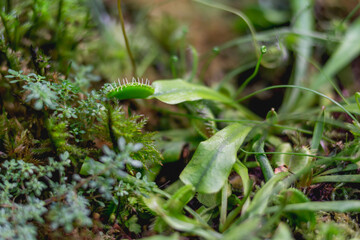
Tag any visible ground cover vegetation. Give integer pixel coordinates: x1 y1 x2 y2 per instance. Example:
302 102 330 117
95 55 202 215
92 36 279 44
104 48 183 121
1 0 360 239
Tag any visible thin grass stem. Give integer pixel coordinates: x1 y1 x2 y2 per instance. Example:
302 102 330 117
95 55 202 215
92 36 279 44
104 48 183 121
117 0 137 76
237 85 359 124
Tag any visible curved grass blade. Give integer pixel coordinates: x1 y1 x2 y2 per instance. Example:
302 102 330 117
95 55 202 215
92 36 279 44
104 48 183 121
298 17 360 109
237 85 359 124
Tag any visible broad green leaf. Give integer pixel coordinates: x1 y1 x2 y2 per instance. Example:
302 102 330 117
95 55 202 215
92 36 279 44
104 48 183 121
151 79 260 120
180 123 252 194
151 79 233 105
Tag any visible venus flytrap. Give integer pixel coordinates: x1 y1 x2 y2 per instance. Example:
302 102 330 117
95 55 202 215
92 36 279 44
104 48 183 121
106 77 154 100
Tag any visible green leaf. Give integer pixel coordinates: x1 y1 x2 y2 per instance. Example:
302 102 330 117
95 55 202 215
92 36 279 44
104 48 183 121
311 107 325 152
272 143 293 167
278 188 316 227
313 17 360 90
197 190 223 207
245 172 289 217
297 17 360 109
222 217 261 240
272 223 294 240
143 195 222 240
312 174 360 184
288 146 312 174
279 200 360 213
165 185 195 213
141 234 180 240
281 0 314 112
316 163 359 176
151 79 233 105
288 146 312 187
180 123 252 194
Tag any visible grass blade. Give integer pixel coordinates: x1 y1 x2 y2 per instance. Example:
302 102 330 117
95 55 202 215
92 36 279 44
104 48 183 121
311 107 325 152
312 175 360 184
274 201 360 213
281 0 314 113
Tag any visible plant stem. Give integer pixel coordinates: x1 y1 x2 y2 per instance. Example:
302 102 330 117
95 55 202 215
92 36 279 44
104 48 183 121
200 47 220 82
187 45 198 82
117 0 137 77
254 140 274 182
235 49 264 97
170 55 178 78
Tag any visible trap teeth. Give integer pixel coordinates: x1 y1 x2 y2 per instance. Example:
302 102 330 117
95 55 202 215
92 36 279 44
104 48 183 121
112 77 151 89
